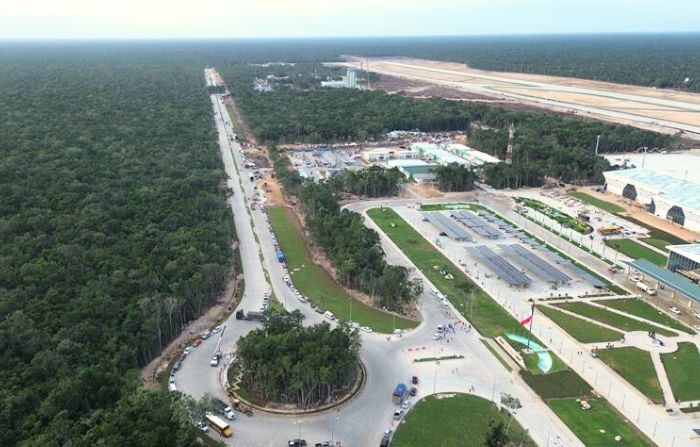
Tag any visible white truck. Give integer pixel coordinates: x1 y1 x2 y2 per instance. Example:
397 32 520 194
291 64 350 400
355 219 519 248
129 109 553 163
636 281 657 295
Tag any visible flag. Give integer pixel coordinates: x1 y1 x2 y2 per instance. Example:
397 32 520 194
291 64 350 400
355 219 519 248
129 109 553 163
519 313 533 326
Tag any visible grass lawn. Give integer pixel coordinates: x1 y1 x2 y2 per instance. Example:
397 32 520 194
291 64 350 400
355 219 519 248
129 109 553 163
596 347 664 404
367 207 517 338
537 305 624 343
615 215 689 245
639 238 671 252
549 397 652 447
522 370 592 399
392 393 535 447
571 192 626 214
419 203 479 211
604 239 667 266
661 342 700 402
268 207 416 333
555 302 676 337
596 298 691 334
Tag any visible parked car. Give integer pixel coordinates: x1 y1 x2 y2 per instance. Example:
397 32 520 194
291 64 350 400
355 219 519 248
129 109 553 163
411 376 419 385
409 386 417 397
223 406 236 420
195 421 209 432
393 409 404 420
669 306 682 316
432 333 442 340
172 361 182 371
361 326 373 333
183 347 192 355
212 325 223 334
201 330 212 340
288 440 307 447
401 400 412 411
380 429 392 447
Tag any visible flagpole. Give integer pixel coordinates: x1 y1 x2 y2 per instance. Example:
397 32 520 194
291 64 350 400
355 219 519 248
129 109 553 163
526 302 535 349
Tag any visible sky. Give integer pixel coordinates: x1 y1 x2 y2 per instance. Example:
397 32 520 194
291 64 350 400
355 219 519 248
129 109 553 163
0 0 699 39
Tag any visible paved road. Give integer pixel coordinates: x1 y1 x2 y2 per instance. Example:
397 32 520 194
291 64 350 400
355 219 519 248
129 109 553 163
174 90 584 447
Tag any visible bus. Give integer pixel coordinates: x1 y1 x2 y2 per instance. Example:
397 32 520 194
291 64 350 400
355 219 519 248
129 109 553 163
205 413 233 438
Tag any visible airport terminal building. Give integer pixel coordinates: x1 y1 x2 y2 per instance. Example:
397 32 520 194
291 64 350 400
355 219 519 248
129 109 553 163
603 168 700 233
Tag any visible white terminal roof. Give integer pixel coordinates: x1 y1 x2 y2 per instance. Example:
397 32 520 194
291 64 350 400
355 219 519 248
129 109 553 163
386 158 432 168
411 143 470 165
604 168 700 211
668 244 700 265
444 143 501 164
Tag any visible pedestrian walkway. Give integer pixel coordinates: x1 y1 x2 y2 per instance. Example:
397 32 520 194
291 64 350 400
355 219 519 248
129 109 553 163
650 351 678 409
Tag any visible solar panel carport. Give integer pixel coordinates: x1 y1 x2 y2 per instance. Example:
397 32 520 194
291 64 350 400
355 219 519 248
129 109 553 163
425 212 471 241
500 244 571 285
466 245 532 287
452 211 501 239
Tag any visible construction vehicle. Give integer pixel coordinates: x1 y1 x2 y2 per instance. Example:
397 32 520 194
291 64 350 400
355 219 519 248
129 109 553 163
597 226 622 235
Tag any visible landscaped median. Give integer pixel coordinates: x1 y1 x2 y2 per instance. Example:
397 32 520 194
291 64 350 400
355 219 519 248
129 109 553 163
391 393 535 447
661 342 700 402
604 238 667 266
595 298 692 334
367 207 518 338
537 305 624 343
554 302 677 337
267 206 417 333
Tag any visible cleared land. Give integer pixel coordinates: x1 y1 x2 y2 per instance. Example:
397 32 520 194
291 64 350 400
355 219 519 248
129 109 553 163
537 305 624 343
548 398 652 447
268 206 416 332
596 347 664 404
343 57 700 137
570 191 626 214
555 302 676 337
391 393 535 447
661 342 700 402
367 207 517 338
604 239 667 266
596 298 691 334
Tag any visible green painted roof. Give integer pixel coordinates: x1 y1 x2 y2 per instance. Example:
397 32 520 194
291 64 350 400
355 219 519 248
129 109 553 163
626 258 700 303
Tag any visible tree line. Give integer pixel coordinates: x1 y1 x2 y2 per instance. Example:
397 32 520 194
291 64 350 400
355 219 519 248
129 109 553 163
237 310 360 408
434 163 477 192
0 45 232 445
271 146 422 309
222 64 670 187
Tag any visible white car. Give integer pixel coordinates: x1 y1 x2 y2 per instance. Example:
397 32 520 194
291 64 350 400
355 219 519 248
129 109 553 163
212 325 222 334
183 347 192 355
401 400 412 411
210 356 220 367
360 326 373 333
693 312 700 320
223 406 236 420
436 324 444 333
195 421 209 432
393 409 404 420
669 306 681 316
283 275 290 283
432 333 443 340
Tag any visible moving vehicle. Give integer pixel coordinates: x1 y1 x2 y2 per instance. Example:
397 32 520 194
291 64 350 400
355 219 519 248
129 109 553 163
205 413 233 438
392 383 407 404
210 354 220 367
432 333 442 340
635 281 657 295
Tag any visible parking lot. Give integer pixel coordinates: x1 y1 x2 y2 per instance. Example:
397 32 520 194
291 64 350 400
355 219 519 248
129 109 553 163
287 147 365 180
397 206 606 303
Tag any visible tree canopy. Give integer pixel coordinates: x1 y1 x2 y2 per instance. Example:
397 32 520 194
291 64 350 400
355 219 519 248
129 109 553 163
236 310 360 408
0 45 231 445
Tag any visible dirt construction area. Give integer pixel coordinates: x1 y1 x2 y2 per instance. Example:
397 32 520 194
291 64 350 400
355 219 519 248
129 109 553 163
340 57 700 139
